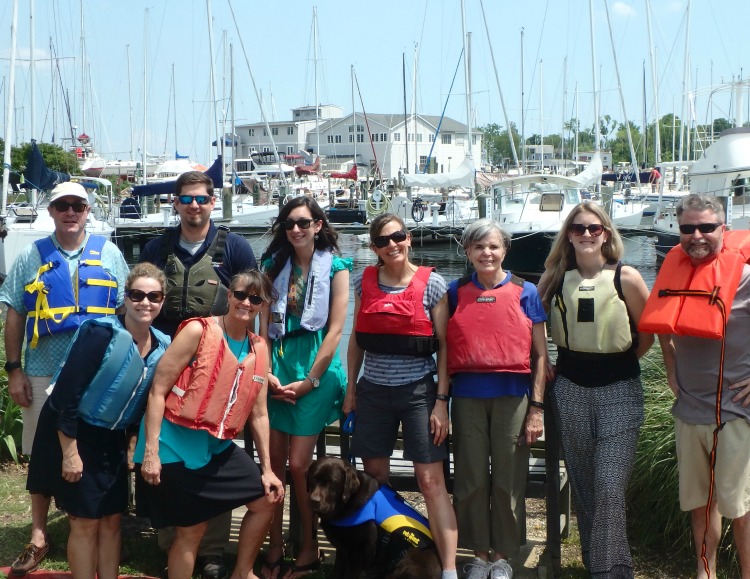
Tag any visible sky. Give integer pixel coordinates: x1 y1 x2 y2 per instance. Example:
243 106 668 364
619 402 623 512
1 0 748 165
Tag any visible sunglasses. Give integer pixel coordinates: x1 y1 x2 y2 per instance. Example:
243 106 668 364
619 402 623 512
51 200 88 213
126 289 165 303
176 194 212 205
283 218 317 230
372 230 408 248
678 223 721 235
569 223 605 237
232 290 265 305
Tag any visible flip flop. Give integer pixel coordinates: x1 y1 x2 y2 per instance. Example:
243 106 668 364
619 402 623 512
260 556 283 579
282 553 324 578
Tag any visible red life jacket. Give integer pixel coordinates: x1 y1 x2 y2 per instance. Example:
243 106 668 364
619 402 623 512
638 230 750 339
355 265 438 356
447 274 532 375
164 317 268 439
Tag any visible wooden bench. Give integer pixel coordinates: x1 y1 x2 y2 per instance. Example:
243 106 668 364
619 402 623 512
241 400 571 577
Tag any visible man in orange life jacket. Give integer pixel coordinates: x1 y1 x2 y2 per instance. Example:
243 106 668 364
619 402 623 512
647 195 750 579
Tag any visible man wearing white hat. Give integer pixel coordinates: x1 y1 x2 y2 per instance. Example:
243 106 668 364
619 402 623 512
0 181 129 576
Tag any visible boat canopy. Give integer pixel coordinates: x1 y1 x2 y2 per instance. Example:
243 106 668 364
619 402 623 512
403 156 475 190
132 156 223 197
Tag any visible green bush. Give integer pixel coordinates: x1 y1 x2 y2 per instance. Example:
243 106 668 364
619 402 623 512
0 375 23 463
628 348 739 575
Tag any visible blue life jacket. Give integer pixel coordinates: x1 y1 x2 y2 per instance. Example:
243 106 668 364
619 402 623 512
268 249 333 339
23 235 119 348
53 316 170 430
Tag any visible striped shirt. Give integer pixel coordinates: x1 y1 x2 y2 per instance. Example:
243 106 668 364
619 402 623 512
352 269 447 386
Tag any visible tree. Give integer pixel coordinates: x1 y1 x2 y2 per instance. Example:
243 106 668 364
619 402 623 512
479 122 521 171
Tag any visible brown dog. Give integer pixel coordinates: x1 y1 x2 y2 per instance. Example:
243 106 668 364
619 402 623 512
307 456 442 579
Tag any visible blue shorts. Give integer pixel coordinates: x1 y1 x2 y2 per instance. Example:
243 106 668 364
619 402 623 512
350 374 448 464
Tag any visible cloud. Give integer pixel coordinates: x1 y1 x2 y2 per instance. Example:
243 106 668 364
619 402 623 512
612 1 637 18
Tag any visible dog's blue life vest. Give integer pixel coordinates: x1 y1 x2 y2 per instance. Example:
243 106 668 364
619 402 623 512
330 483 433 543
23 235 119 348
53 316 170 430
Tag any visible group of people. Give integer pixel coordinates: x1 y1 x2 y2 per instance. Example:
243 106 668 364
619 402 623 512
2 172 749 579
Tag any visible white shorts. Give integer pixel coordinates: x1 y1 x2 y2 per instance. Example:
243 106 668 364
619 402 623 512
675 417 750 518
21 375 53 455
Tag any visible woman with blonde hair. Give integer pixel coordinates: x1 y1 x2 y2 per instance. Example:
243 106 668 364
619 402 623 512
537 202 652 578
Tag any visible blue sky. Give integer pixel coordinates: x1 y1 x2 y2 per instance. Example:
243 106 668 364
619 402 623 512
1 0 747 164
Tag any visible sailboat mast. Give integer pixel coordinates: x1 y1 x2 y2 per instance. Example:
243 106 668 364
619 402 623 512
206 0 222 179
30 0 35 140
562 57 566 171
678 0 691 163
589 0 601 154
540 59 544 172
646 0 660 165
126 45 134 161
352 65 357 172
313 7 320 160
460 0 473 162
142 8 148 184
2 0 19 214
521 28 526 171
80 1 85 133
231 43 236 197
402 55 408 177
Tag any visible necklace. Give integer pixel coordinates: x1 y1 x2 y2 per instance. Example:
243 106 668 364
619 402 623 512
222 314 249 353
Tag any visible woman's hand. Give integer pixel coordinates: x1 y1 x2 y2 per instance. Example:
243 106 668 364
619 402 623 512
261 471 285 504
342 389 356 414
61 451 83 483
141 453 162 486
524 407 544 445
430 400 450 446
266 373 283 394
545 361 557 383
270 379 307 404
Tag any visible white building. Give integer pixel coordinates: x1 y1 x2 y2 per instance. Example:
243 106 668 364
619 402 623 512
235 106 481 182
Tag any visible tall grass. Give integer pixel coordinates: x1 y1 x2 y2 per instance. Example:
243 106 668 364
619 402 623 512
628 347 740 576
0 315 24 463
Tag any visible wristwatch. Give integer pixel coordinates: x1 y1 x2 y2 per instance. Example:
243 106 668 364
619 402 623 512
307 374 320 388
4 360 22 373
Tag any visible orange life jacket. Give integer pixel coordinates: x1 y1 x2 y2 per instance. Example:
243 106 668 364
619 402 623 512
164 317 268 439
638 230 750 339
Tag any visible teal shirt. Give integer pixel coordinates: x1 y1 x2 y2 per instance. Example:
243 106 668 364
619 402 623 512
133 331 251 470
0 233 129 376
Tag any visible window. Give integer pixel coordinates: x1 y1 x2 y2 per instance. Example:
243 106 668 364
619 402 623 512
262 146 270 153
335 135 342 143
327 135 334 144
287 126 294 135
428 134 434 142
472 134 478 145
442 133 452 145
417 134 423 142
393 133 401 142
419 156 428 172
272 127 279 136
357 124 364 133
372 134 378 142
381 133 387 141
287 146 294 154
248 128 255 137
357 134 364 143
263 129 268 136
349 135 354 143
408 133 414 142
348 125 354 133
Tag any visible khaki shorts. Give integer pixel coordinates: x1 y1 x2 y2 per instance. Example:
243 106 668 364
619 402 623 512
21 375 53 455
675 417 750 518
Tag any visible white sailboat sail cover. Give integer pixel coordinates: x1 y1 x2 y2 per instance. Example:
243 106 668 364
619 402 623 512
403 156 475 189
571 151 603 188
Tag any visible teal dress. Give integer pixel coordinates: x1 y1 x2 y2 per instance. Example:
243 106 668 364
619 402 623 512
264 254 352 436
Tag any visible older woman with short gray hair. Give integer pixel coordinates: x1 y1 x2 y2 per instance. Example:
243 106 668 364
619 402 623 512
446 218 548 579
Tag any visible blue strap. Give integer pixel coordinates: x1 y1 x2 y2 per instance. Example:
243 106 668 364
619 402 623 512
343 412 356 466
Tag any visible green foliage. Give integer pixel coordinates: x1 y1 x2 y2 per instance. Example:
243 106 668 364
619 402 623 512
0 376 23 464
11 141 82 175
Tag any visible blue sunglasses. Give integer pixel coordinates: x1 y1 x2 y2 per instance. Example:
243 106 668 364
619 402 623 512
177 194 212 205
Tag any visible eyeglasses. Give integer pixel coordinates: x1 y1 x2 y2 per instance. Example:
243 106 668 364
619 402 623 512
51 200 88 213
372 230 408 248
678 223 722 235
232 290 265 305
176 194 212 205
569 223 605 237
126 289 165 303
283 218 317 230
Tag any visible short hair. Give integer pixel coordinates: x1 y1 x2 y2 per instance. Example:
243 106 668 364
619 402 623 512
126 262 167 292
460 218 511 252
228 269 276 303
675 194 726 224
175 171 213 196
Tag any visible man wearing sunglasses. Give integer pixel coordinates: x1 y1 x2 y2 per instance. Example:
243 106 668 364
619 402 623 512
138 170 257 579
641 194 750 578
0 181 129 576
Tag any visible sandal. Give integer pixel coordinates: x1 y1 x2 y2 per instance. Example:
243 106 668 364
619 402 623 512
282 552 324 578
260 545 285 579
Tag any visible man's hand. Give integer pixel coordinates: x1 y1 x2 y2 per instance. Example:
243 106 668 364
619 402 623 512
729 376 750 407
8 369 32 407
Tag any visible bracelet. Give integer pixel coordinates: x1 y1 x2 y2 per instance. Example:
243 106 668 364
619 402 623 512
435 394 450 402
528 399 544 409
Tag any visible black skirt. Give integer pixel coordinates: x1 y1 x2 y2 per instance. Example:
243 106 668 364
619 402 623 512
134 443 265 528
27 406 129 519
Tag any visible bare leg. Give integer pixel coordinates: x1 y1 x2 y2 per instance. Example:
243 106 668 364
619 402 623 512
282 435 320 578
415 462 457 572
362 457 391 485
68 516 99 579
692 503 720 579
231 494 277 579
262 429 289 579
96 514 121 579
168 522 208 579
733 511 750 579
30 493 51 547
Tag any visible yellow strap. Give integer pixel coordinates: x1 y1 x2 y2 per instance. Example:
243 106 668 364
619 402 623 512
81 259 103 266
24 262 56 349
85 279 118 288
86 306 116 315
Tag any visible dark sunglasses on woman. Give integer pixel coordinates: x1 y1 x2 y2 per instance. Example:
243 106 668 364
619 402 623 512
232 290 265 305
372 229 408 248
51 200 88 213
283 218 317 230
126 289 166 303
176 194 212 205
569 223 605 237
